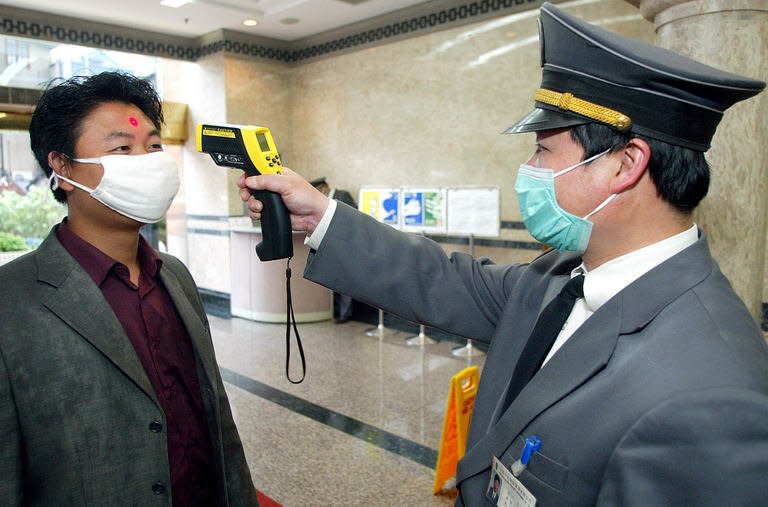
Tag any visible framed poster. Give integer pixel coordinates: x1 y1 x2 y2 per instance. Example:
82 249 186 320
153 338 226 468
401 188 447 233
358 188 401 227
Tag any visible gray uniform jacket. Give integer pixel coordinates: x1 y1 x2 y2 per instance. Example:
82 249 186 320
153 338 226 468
304 203 768 506
0 230 258 507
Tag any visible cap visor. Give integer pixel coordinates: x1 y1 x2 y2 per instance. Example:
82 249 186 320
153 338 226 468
504 107 589 134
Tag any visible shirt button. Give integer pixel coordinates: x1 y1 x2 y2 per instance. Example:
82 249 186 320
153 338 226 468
149 421 163 433
152 482 166 495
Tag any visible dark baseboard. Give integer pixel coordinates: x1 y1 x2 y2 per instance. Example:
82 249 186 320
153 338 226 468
763 303 768 332
199 288 231 319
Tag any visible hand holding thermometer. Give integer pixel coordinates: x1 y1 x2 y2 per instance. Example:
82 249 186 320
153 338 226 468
196 124 293 261
197 123 305 383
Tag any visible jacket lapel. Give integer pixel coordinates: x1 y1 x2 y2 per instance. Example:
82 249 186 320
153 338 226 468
457 298 621 483
457 233 713 484
36 233 158 404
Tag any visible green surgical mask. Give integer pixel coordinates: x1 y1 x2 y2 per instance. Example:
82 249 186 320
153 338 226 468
514 149 615 253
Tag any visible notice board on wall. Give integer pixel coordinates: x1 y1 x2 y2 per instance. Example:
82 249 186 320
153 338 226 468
446 187 500 238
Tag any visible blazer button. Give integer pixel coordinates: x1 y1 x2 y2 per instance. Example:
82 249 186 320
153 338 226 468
149 421 163 433
152 482 166 495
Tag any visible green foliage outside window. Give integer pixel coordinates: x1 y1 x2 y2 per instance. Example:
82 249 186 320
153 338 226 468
0 231 29 252
0 186 66 243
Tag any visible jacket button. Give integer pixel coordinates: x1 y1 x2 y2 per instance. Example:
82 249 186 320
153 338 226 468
149 420 163 433
152 482 166 495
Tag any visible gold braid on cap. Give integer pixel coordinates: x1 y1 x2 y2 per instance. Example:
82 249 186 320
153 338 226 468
535 88 632 131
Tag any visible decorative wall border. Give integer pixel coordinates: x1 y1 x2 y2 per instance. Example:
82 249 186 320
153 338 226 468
0 0 557 64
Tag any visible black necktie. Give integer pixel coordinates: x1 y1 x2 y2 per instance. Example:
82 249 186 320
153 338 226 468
500 274 585 413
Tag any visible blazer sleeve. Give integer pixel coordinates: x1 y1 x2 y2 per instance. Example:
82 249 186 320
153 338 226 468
597 387 768 506
0 346 22 506
304 203 521 343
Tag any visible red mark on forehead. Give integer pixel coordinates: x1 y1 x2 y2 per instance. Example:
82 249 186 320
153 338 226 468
128 116 138 127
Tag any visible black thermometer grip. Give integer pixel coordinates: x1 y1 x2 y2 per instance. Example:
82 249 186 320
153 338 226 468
253 189 293 261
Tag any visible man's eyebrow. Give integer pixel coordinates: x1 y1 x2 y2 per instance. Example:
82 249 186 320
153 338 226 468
105 128 161 140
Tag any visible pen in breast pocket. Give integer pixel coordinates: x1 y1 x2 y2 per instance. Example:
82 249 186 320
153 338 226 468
511 435 541 476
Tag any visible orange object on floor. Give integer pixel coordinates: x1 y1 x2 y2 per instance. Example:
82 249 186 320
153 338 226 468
256 489 282 507
433 366 479 495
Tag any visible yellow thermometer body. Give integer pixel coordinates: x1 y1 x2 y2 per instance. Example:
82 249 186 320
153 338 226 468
196 124 282 177
196 123 293 261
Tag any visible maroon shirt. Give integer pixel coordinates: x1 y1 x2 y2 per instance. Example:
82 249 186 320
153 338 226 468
56 221 216 506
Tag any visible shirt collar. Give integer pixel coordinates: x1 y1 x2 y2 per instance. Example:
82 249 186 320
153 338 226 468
56 219 162 287
572 224 698 312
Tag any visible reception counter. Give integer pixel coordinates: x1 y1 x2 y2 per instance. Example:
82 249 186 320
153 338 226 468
230 226 332 323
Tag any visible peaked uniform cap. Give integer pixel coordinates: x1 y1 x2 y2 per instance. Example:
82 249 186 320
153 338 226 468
506 2 766 151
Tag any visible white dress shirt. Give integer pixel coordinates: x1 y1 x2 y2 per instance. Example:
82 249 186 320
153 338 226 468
305 198 336 250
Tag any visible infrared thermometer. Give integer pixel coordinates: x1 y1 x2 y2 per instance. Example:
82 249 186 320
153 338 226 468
196 124 293 261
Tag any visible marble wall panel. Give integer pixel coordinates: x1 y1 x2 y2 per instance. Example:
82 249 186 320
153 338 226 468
224 56 296 217
651 0 768 318
286 0 655 222
162 55 231 289
187 231 231 294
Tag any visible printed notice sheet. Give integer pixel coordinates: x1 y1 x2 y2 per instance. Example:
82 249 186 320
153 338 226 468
446 187 500 237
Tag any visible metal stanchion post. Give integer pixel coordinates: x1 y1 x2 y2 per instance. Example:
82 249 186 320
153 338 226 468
453 233 486 358
406 323 437 346
365 308 397 337
406 230 438 346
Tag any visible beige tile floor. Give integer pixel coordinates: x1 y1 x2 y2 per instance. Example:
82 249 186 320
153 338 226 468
210 315 485 507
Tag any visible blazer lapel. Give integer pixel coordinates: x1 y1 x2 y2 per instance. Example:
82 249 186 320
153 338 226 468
36 234 158 404
457 300 621 483
457 233 713 484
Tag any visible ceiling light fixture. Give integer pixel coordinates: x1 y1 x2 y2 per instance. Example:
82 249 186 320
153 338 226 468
243 18 258 26
160 0 193 7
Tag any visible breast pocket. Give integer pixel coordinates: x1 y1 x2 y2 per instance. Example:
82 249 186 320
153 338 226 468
501 445 568 494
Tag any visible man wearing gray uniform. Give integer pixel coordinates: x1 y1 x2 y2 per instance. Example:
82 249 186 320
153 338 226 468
239 3 768 505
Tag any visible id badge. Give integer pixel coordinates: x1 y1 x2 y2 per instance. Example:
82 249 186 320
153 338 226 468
485 456 536 506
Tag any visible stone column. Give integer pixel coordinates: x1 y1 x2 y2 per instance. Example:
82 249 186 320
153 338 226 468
626 0 768 324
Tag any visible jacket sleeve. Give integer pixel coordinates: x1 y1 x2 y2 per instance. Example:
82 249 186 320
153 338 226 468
0 346 22 506
597 387 768 506
304 203 523 343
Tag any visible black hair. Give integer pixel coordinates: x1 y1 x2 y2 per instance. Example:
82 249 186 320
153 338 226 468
29 71 164 203
569 123 710 213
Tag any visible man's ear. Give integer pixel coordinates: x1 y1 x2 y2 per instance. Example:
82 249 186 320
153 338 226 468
47 152 73 191
610 137 650 194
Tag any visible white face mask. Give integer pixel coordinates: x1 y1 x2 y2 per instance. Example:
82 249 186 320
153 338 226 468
50 151 180 224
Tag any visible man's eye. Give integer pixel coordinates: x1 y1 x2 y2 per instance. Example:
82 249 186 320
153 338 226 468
149 143 164 151
111 146 131 153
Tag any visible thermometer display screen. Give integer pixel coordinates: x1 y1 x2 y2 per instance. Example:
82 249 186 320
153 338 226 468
256 133 270 152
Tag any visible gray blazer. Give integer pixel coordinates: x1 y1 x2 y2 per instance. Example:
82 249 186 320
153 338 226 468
304 203 768 506
0 230 258 507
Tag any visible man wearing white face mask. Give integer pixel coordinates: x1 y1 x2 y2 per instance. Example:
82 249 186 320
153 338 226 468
237 3 768 506
0 72 258 506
